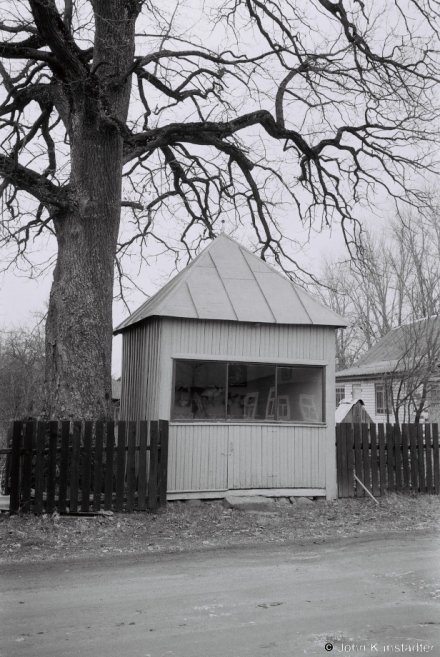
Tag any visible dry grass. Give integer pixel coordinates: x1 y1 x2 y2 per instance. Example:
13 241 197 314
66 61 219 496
1 493 439 565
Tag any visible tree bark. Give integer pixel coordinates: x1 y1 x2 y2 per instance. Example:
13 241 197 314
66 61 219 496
44 0 137 419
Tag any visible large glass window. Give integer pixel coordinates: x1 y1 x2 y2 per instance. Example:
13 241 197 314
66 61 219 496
172 360 325 423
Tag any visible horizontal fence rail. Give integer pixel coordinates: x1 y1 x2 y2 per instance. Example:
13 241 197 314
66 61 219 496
336 423 440 498
6 420 169 514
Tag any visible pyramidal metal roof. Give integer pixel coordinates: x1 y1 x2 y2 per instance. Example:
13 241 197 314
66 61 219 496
114 234 347 333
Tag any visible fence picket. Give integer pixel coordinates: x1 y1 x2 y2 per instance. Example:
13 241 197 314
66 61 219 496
401 424 410 491
137 421 148 511
425 424 433 494
148 420 159 510
70 422 81 513
115 421 126 512
9 422 22 514
46 422 58 514
34 422 46 514
104 422 115 510
93 421 104 511
362 423 371 493
409 424 418 492
58 422 70 512
21 422 34 513
378 424 386 495
354 423 364 497
346 424 354 498
126 421 137 511
394 424 402 492
433 424 440 494
386 424 395 492
81 422 93 512
417 425 426 493
158 419 169 507
339 423 348 497
370 424 379 497
336 424 342 497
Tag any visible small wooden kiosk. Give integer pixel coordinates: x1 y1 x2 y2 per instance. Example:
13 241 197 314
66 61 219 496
114 235 346 500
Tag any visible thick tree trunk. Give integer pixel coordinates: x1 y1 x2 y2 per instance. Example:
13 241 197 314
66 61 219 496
45 129 122 419
44 1 137 419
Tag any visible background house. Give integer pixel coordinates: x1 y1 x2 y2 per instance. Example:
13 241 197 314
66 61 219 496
336 316 440 424
115 234 347 500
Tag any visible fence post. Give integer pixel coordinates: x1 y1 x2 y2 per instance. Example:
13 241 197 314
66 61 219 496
158 420 169 507
9 422 22 514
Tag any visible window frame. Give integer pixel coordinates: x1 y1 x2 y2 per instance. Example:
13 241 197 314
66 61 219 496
171 358 326 424
375 382 392 415
335 385 345 408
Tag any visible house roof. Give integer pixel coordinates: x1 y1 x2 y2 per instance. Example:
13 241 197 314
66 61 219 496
336 315 440 380
114 234 347 333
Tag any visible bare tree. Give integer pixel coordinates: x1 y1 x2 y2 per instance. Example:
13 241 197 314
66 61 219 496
384 317 440 424
1 1 440 418
0 322 45 444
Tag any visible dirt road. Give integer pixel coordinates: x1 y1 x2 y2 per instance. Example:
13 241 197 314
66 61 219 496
2 531 439 657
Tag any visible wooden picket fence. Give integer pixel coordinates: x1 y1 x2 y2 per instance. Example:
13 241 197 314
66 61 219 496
336 423 440 498
5 419 169 514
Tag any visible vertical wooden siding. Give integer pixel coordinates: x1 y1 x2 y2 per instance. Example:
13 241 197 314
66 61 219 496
120 318 162 421
167 424 327 492
167 424 229 491
164 319 328 360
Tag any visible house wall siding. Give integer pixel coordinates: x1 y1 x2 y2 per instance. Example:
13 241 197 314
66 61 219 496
337 378 423 424
119 318 162 422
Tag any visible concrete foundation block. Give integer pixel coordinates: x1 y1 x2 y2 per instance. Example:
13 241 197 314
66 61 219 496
223 495 276 512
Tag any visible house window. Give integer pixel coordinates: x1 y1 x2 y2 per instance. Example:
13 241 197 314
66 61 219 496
336 386 345 408
375 382 391 415
430 383 440 403
172 360 325 423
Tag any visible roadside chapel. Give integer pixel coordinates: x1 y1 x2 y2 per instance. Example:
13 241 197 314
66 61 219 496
114 234 347 500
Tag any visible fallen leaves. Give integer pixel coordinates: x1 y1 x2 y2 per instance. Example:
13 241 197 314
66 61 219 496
0 494 439 565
